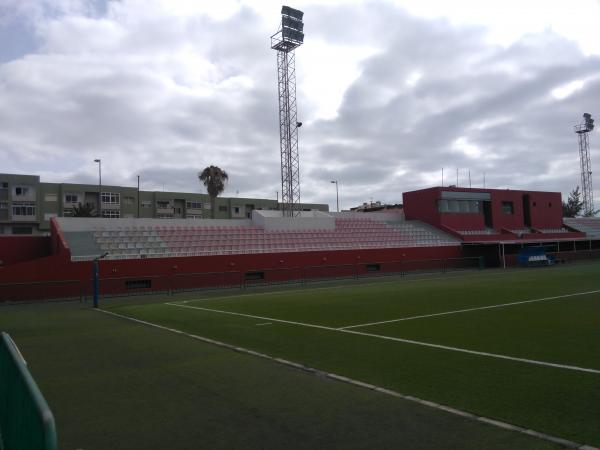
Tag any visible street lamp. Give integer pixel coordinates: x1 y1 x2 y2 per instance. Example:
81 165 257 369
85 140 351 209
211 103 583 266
330 180 339 212
94 159 102 218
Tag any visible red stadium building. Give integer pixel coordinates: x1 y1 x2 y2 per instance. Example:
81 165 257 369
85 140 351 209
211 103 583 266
1 187 599 301
403 187 580 240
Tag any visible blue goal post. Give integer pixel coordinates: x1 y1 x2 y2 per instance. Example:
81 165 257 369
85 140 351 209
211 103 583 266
0 332 58 450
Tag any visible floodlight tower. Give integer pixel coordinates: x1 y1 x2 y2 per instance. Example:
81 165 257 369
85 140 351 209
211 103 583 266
575 113 595 215
271 6 305 217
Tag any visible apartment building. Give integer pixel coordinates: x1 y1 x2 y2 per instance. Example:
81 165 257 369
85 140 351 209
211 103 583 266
0 173 328 234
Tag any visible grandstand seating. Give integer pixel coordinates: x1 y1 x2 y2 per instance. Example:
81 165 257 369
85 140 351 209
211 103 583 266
563 218 600 239
77 217 459 260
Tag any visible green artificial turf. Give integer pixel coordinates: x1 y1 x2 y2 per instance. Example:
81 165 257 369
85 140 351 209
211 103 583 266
109 262 600 447
0 300 564 450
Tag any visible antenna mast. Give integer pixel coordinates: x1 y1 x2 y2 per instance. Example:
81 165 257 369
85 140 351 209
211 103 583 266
271 6 305 217
575 113 595 216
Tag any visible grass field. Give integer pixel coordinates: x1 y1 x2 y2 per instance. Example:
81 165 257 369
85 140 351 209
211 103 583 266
2 262 600 449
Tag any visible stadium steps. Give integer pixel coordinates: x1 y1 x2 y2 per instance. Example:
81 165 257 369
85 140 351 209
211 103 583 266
563 217 600 238
63 231 104 259
384 220 459 245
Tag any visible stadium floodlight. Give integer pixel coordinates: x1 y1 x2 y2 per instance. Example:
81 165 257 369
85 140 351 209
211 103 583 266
282 5 303 21
94 159 102 218
282 16 304 32
271 6 304 52
584 113 594 131
271 6 305 217
575 113 595 216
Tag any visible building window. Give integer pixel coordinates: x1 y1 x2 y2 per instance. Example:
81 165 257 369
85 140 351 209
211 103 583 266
218 205 228 212
12 226 33 235
123 196 135 205
45 193 58 202
141 201 152 208
65 194 79 203
12 203 36 216
101 192 120 204
233 206 240 214
15 186 30 196
156 201 171 209
0 182 8 189
101 210 120 218
0 202 7 210
502 201 514 215
437 199 480 214
186 201 202 209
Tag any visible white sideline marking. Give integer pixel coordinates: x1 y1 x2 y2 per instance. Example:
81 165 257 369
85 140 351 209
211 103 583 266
256 322 272 326
166 302 600 375
96 308 599 450
339 289 600 330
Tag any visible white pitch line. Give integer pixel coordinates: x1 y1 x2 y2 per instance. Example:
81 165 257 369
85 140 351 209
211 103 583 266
256 322 273 326
95 308 599 450
338 289 600 330
166 303 600 375
166 303 335 332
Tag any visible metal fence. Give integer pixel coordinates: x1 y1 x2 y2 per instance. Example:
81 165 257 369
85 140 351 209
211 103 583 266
549 248 600 263
0 332 58 450
0 280 84 303
0 256 484 302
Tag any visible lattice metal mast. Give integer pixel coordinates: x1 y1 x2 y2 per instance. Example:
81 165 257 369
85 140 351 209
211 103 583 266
575 113 595 216
271 6 304 217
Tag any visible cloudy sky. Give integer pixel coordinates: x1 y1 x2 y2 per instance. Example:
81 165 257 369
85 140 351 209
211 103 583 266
1 0 599 211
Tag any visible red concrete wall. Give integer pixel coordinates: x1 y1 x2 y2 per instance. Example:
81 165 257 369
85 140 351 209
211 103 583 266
0 236 52 266
50 217 71 258
527 192 563 229
488 190 525 230
441 213 485 230
403 188 442 226
0 245 465 301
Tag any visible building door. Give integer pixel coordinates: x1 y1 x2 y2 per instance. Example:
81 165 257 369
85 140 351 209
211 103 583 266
522 195 531 227
483 201 493 228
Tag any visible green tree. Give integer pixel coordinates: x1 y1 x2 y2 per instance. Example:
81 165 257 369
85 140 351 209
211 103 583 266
72 202 96 217
198 166 228 219
562 187 583 218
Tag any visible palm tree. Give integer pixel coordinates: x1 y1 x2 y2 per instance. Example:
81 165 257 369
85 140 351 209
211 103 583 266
72 202 97 217
198 166 228 219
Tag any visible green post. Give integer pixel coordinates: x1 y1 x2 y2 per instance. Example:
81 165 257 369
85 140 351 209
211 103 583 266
0 333 58 450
